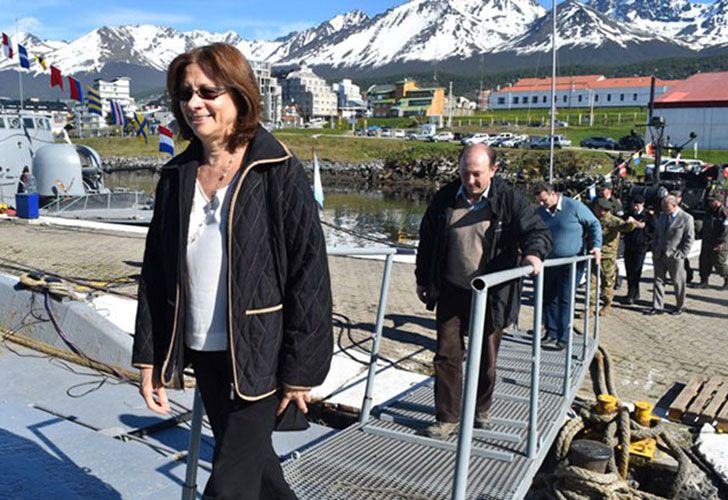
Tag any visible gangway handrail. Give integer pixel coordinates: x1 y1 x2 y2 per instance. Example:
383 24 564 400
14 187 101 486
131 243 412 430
181 244 407 500
452 254 599 500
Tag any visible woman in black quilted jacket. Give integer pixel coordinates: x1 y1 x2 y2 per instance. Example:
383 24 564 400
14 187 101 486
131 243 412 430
132 43 333 499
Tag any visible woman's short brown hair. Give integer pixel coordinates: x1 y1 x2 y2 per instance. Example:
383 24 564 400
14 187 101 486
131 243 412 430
167 43 261 150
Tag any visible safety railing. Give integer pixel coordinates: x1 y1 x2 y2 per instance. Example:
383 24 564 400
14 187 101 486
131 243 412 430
180 248 600 500
451 254 600 500
41 191 149 217
181 245 410 500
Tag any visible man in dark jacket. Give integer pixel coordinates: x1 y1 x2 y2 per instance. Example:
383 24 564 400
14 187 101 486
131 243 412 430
622 194 653 303
415 144 552 439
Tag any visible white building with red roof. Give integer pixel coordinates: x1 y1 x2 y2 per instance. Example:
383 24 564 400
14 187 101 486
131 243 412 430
488 75 677 110
652 71 728 150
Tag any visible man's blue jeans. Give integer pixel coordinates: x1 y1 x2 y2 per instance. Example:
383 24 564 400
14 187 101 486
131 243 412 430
543 263 585 342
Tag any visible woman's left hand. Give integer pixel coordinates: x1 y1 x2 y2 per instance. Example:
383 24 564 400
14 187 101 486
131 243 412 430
278 387 311 415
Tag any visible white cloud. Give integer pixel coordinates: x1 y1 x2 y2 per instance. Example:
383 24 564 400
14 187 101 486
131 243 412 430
85 8 194 27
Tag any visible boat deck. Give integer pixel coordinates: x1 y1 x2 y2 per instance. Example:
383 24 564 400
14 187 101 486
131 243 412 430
283 332 597 500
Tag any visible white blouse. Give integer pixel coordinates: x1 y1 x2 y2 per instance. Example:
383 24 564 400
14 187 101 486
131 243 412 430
184 179 234 351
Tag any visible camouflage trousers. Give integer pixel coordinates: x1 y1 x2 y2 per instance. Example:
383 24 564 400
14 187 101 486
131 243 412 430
700 242 728 280
591 256 617 306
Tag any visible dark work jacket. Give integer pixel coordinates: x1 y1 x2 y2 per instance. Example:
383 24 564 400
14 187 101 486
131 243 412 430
623 208 653 252
703 206 728 244
415 177 552 329
132 126 333 400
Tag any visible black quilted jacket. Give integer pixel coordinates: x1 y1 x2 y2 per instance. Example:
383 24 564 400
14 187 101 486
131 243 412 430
132 126 333 400
415 177 552 329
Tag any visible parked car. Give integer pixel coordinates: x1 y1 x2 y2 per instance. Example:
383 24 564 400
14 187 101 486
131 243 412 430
461 132 490 145
380 128 393 138
393 129 406 138
554 120 569 127
531 135 572 149
521 135 544 149
500 134 527 148
580 136 618 149
429 131 455 142
645 159 705 177
618 134 645 151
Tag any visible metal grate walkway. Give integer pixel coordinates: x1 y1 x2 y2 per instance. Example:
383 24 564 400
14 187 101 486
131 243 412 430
283 332 598 500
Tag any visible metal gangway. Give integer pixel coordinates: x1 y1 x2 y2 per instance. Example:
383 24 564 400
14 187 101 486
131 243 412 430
182 248 601 500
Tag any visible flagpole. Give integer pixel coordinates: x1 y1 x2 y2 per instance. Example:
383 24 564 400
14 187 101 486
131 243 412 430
16 18 23 111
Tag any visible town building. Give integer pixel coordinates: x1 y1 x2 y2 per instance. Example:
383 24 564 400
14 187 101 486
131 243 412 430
79 77 137 131
488 75 679 110
250 59 283 126
0 98 70 134
367 79 445 118
280 65 337 121
332 78 366 119
652 71 728 150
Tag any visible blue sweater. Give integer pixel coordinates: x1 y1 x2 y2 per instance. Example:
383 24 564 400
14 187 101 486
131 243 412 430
538 195 602 258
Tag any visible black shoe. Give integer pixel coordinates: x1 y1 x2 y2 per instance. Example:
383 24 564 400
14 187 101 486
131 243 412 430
671 308 684 316
625 296 635 305
646 308 663 315
696 281 709 289
554 340 566 351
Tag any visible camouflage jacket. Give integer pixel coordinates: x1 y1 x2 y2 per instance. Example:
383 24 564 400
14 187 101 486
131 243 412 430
598 212 637 256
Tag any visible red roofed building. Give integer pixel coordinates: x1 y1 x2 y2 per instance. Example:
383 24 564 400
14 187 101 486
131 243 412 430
653 71 728 150
488 75 677 110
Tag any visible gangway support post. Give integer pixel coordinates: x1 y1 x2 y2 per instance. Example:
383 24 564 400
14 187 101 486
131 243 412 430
359 253 395 425
451 286 488 500
182 388 204 500
582 261 592 362
563 262 577 396
527 271 544 458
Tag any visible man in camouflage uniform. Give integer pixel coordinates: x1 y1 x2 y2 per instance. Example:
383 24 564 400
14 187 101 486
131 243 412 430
698 193 728 290
591 198 638 315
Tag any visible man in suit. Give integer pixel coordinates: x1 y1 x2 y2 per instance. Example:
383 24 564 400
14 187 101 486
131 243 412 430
649 195 695 316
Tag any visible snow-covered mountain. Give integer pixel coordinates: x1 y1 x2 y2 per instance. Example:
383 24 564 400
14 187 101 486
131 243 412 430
504 0 675 52
0 0 727 98
587 0 708 38
677 0 728 48
275 0 546 67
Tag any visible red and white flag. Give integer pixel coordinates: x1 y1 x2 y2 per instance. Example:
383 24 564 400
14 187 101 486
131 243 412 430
618 162 627 178
158 125 174 155
2 33 13 59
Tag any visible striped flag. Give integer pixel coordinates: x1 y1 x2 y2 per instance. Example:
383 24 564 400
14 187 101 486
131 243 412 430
2 33 13 59
50 65 63 90
68 76 84 102
109 99 126 126
18 44 30 69
158 126 174 155
133 112 149 143
312 145 324 209
86 86 103 116
35 54 48 70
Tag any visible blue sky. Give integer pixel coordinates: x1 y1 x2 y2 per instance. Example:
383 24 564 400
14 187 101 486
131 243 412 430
0 0 716 41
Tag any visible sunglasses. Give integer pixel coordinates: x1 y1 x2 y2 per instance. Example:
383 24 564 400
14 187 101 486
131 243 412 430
175 86 229 102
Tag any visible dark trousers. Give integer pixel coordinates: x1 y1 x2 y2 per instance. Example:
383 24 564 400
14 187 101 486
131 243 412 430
189 350 297 500
434 283 503 423
543 263 584 342
624 246 647 298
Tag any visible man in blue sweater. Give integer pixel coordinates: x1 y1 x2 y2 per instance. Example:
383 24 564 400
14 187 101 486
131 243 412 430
534 183 602 348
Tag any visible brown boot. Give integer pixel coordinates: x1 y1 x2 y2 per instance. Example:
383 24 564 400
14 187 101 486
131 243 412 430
599 303 612 316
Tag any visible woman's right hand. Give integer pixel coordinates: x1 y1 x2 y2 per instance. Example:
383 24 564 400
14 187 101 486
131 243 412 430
139 367 171 415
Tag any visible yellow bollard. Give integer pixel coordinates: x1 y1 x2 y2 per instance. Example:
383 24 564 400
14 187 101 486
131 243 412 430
597 394 618 414
634 401 654 427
